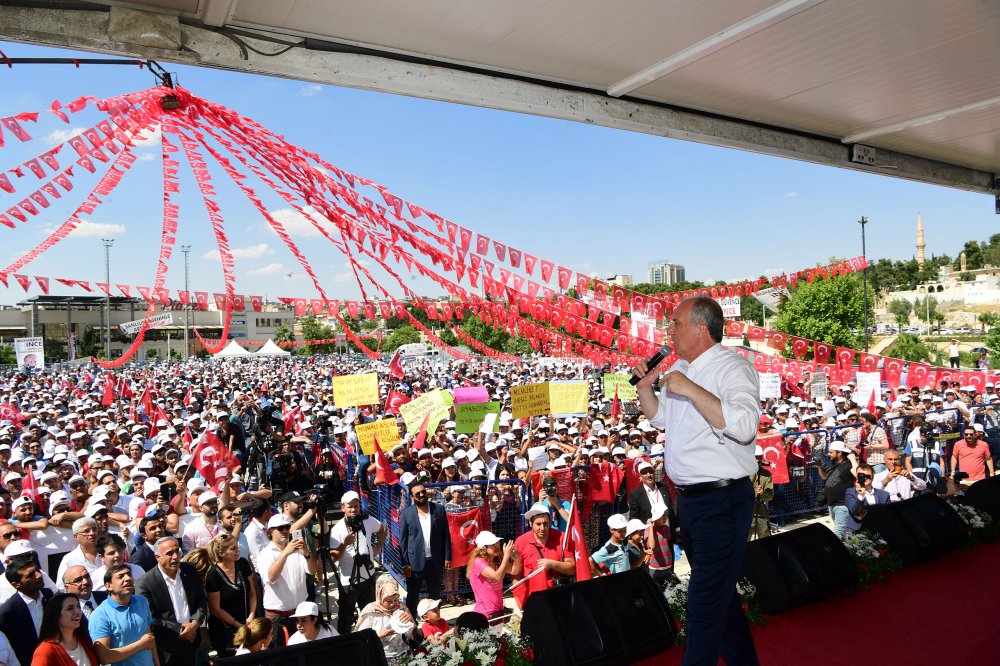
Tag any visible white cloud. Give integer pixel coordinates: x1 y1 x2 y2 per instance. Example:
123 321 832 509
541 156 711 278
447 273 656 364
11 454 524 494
248 262 285 276
268 206 327 237
133 125 162 149
138 153 156 162
786 191 797 198
67 220 126 238
45 127 85 146
332 272 355 283
301 84 322 97
201 243 274 261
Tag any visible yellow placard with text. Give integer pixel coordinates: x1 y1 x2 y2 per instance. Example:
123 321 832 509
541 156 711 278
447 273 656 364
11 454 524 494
331 373 379 408
398 389 451 434
355 418 402 455
511 383 551 419
549 381 588 416
603 373 638 401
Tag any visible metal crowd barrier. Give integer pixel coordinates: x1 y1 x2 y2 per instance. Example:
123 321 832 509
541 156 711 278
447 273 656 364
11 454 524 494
768 429 829 521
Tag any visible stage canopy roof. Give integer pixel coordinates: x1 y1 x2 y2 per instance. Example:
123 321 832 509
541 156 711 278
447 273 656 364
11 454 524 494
1 0 998 198
255 339 290 357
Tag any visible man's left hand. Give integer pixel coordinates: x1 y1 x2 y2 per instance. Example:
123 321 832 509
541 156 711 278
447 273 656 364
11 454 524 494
660 371 696 400
444 560 451 569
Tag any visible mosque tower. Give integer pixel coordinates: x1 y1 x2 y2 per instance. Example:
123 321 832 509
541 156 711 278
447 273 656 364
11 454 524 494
916 214 926 269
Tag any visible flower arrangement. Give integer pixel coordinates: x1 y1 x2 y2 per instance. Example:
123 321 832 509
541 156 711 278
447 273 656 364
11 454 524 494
841 531 903 588
401 630 534 666
663 578 765 645
949 501 1000 547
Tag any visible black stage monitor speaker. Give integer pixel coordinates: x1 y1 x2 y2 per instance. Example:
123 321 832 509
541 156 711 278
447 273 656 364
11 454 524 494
963 476 1000 522
860 493 967 566
213 629 386 666
521 568 676 666
741 522 857 615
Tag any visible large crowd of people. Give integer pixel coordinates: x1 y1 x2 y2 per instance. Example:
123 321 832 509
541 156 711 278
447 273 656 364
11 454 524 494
0 336 996 665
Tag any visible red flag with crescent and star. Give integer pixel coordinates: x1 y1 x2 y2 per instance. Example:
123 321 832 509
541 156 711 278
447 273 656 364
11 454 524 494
191 429 240 491
384 390 411 416
758 434 789 484
373 437 399 486
562 496 592 582
446 504 490 568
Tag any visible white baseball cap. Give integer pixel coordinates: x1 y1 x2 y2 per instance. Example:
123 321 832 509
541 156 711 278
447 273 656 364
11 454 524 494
607 513 628 530
474 530 503 548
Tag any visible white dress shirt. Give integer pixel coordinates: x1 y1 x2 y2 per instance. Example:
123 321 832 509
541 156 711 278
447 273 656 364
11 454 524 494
874 469 927 501
17 591 43 634
56 546 102 591
643 483 667 516
160 567 192 625
649 344 760 485
244 518 268 570
256 542 309 612
417 509 433 558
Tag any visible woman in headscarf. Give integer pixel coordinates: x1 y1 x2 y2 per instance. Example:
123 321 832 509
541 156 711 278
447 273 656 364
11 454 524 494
354 574 416 662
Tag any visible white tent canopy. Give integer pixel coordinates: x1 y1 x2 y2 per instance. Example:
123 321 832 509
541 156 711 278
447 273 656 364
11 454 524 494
213 340 254 357
255 339 291 357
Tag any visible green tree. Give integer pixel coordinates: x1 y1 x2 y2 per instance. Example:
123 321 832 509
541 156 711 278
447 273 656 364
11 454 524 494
504 335 534 355
273 324 295 344
299 315 336 354
78 327 101 358
773 271 873 349
959 271 975 282
979 312 999 333
912 295 940 331
888 299 912 328
740 295 766 325
958 240 983 270
438 327 458 347
885 332 942 364
987 328 1000 364
459 313 510 350
382 324 421 352
0 344 14 365
146 348 159 359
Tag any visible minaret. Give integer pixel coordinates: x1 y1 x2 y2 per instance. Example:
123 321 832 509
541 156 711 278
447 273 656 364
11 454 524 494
916 214 926 269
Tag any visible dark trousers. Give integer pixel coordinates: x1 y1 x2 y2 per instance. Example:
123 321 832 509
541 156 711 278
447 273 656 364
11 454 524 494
678 478 759 666
337 575 376 635
405 558 443 617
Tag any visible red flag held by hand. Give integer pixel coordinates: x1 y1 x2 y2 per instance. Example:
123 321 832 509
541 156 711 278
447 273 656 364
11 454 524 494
373 437 399 486
447 504 490 568
562 496 592 582
412 413 431 451
191 430 240 490
610 385 621 421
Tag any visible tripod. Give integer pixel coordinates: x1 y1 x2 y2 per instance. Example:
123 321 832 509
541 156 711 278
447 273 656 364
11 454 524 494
749 468 772 541
334 523 376 635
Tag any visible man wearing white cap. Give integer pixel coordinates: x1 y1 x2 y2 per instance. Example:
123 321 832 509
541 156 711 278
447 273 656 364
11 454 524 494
257 513 316 644
510 503 574 606
181 491 222 551
329 490 385 635
633 296 760 665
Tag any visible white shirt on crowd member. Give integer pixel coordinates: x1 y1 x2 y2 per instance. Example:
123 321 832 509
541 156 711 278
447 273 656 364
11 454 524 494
160 566 192 624
256 542 310 612
649 343 759 485
245 518 268 570
328 515 383 586
874 469 927 501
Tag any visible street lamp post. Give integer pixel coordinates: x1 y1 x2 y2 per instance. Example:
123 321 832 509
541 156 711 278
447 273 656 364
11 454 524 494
859 216 869 351
181 245 191 359
102 238 114 359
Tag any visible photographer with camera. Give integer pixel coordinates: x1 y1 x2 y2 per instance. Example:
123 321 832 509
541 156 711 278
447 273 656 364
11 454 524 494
844 463 889 531
246 403 285 491
539 473 571 531
329 490 385 636
874 449 926 501
903 415 944 482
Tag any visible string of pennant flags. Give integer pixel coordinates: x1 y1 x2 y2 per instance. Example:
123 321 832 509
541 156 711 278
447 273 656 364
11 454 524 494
2 84 873 368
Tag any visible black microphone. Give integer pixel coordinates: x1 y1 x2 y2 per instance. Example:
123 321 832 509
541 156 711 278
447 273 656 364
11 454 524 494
629 345 672 386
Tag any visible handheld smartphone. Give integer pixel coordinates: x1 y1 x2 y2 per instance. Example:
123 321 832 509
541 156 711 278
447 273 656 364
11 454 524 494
292 529 304 542
160 482 177 504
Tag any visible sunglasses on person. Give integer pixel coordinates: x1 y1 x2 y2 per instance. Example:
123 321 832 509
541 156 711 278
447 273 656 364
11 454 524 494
0 530 19 540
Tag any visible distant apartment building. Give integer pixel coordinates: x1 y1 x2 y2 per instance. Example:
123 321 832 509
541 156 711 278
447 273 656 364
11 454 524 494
607 274 633 287
647 261 685 285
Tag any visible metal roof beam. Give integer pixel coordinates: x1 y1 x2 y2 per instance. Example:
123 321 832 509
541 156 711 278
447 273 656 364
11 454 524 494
842 94 1000 144
0 5 996 197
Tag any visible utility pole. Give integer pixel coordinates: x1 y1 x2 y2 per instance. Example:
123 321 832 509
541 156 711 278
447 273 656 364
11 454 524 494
181 245 191 358
858 216 869 352
102 238 114 359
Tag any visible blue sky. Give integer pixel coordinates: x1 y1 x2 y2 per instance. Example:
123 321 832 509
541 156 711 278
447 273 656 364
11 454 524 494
0 41 996 307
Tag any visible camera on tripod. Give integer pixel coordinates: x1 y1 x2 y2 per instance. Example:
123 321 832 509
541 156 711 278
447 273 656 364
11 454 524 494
346 513 367 534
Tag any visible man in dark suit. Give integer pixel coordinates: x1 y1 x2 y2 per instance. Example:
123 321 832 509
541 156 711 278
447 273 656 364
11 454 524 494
0 558 53 666
628 460 672 523
845 463 891 531
130 512 170 572
135 536 208 666
62 564 108 624
398 480 451 616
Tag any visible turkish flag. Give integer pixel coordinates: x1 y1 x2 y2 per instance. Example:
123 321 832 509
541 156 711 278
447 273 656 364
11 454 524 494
561 496 592 582
388 349 405 379
384 390 410 415
610 384 621 421
622 457 648 496
791 337 809 358
101 374 115 407
907 362 931 388
884 357 904 386
835 347 855 371
814 342 832 364
967 371 987 393
747 325 765 341
766 331 788 351
191 430 240 490
412 413 431 451
758 434 789 484
584 462 618 503
373 438 399 486
858 353 879 373
725 320 746 338
447 505 490 568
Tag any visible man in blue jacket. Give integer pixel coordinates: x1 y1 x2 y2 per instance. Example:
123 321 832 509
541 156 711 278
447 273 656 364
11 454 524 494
844 462 890 531
398 480 451 616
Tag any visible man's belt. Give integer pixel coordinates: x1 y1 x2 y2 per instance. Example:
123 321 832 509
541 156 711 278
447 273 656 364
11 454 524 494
675 478 748 496
265 608 295 616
